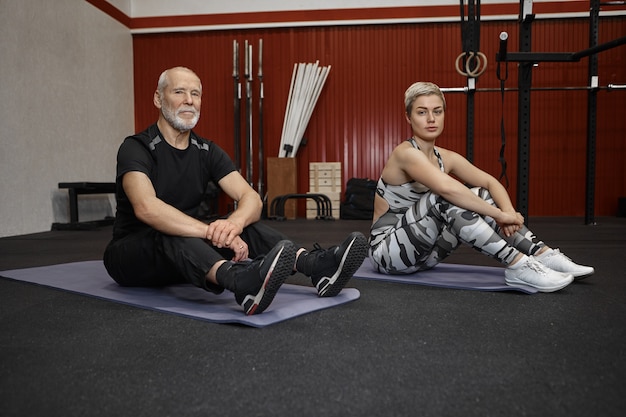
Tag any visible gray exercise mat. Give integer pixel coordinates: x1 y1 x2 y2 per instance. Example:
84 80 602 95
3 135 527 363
353 261 538 294
0 261 360 327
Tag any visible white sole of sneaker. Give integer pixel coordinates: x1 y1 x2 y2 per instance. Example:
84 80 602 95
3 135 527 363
243 242 295 315
572 269 595 279
504 274 574 293
318 232 367 297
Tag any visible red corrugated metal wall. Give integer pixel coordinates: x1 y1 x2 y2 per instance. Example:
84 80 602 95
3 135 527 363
132 17 626 217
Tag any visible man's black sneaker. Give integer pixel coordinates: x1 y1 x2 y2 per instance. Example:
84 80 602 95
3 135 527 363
298 232 368 297
225 240 296 315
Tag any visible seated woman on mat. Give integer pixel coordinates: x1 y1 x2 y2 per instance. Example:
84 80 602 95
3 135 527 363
368 81 593 292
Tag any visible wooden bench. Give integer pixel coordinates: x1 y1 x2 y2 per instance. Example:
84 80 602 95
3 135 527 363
51 182 116 230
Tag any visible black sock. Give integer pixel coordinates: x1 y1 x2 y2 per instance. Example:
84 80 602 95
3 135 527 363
295 251 309 274
216 261 236 291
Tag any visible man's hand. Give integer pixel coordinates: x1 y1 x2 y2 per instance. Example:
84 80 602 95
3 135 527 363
205 219 244 248
229 236 249 261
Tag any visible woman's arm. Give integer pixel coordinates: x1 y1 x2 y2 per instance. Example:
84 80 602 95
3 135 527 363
397 146 523 230
444 150 516 213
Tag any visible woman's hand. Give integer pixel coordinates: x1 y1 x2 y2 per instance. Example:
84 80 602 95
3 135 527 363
495 210 524 237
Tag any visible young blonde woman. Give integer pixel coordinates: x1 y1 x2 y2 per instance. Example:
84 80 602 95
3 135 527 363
368 82 593 292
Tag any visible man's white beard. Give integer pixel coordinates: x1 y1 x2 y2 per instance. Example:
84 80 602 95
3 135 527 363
162 105 200 131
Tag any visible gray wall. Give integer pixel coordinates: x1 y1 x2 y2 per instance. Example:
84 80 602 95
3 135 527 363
0 0 134 237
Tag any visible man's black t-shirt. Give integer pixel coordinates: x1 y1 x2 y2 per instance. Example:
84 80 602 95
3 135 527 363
112 123 235 239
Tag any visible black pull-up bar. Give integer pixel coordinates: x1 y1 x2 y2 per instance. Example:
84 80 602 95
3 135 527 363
498 36 626 63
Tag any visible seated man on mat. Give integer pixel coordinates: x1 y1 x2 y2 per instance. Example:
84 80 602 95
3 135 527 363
103 66 367 315
368 81 593 292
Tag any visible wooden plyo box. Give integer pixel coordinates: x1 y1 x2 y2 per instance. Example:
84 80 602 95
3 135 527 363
307 162 342 219
309 162 341 193
266 157 297 219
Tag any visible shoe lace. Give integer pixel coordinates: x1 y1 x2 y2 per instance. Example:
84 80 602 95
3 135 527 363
229 256 263 274
552 249 572 262
528 258 548 276
305 243 337 278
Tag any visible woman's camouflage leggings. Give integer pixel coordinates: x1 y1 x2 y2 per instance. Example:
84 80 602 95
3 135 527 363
368 187 545 274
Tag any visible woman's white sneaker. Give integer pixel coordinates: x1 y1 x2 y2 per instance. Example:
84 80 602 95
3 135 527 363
505 256 574 292
535 248 594 279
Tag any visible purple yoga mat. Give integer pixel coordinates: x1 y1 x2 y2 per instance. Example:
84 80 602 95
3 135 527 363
0 261 360 327
353 261 538 294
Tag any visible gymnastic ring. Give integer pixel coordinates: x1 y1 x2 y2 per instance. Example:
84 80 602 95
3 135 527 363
455 53 466 76
455 52 488 78
467 52 488 77
461 51 487 78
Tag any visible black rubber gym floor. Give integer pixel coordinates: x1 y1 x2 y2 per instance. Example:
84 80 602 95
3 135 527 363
1 217 625 417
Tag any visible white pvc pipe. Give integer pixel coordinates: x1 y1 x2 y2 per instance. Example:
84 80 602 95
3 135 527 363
279 61 331 157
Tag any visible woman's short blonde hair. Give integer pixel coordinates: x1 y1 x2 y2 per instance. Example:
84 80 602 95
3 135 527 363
404 82 446 114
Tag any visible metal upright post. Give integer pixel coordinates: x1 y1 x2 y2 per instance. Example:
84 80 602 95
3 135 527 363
460 0 481 163
232 40 241 173
466 81 475 163
258 39 265 198
585 0 600 225
466 1 477 162
516 0 534 221
244 40 253 186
